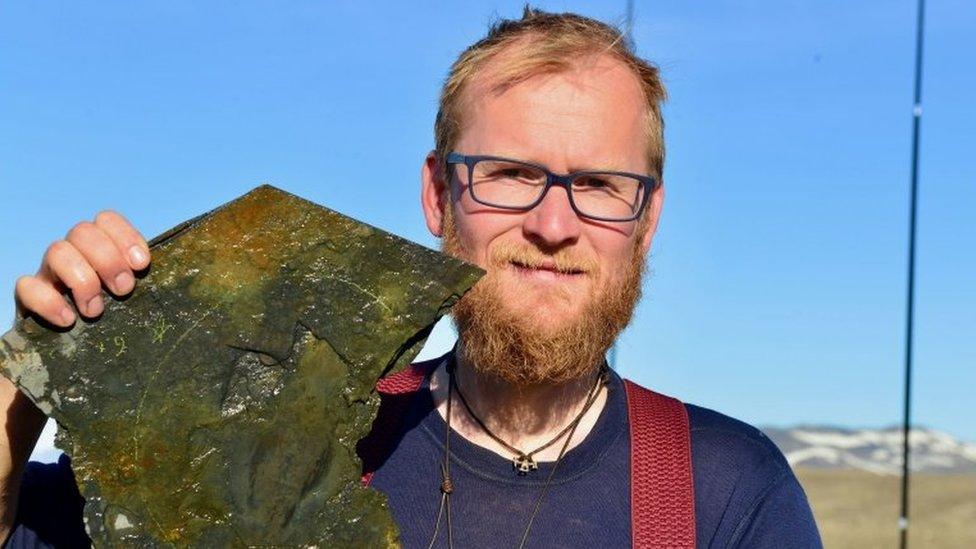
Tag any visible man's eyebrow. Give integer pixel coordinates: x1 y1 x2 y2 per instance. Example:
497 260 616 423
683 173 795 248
567 162 638 173
481 152 639 174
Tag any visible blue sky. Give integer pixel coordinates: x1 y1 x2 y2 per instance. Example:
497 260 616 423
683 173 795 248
1 0 973 454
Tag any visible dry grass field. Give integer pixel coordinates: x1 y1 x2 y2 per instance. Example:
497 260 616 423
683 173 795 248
795 469 976 548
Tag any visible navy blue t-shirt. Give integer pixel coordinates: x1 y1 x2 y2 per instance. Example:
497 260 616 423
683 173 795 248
5 362 821 548
369 363 822 548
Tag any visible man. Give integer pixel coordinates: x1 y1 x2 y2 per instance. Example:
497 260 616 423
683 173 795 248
0 8 821 548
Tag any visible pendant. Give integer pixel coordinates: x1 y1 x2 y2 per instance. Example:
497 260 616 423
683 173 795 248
512 453 539 474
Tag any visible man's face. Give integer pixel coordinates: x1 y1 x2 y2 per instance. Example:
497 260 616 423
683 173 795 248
422 53 664 384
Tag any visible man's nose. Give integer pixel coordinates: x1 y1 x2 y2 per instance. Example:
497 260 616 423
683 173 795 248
521 184 581 249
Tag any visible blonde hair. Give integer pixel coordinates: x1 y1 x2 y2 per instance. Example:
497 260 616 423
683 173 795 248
435 6 667 183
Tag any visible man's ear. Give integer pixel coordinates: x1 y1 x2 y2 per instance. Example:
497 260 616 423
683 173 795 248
421 151 449 237
640 183 665 254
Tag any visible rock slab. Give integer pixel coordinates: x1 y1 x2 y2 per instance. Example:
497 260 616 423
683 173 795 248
0 185 482 547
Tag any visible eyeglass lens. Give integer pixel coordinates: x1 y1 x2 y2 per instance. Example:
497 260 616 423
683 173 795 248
463 158 645 220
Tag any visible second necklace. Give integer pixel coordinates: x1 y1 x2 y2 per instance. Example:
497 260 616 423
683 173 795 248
450 363 610 474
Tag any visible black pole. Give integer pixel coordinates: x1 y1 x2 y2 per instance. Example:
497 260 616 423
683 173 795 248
625 0 635 43
611 0 636 372
899 0 926 547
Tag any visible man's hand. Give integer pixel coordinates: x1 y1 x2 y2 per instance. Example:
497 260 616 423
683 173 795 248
0 210 150 542
14 210 151 325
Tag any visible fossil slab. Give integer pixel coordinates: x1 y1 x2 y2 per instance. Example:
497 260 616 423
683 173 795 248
0 185 482 547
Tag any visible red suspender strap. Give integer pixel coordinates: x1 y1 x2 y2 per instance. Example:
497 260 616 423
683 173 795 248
360 362 696 547
625 380 696 548
359 360 435 486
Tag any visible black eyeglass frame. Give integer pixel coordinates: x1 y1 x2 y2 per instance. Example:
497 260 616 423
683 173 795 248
445 152 659 223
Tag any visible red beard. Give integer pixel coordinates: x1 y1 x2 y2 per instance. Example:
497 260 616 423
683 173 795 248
442 205 646 386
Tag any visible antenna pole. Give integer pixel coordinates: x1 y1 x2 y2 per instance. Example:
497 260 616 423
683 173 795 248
899 0 926 547
611 0 636 372
625 0 635 44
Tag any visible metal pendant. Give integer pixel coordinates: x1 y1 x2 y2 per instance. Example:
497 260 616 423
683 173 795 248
512 453 539 474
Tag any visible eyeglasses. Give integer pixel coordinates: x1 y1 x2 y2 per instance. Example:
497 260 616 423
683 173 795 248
445 152 658 222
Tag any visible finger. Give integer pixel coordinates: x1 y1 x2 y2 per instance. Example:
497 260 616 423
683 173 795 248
42 240 104 318
65 221 134 297
93 210 150 271
14 275 75 327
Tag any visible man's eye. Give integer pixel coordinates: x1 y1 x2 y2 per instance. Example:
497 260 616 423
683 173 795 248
575 177 610 189
489 167 536 179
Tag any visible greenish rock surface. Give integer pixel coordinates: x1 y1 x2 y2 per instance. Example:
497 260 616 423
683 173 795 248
0 185 483 547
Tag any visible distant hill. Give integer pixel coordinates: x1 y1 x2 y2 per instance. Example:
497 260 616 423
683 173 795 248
762 426 976 475
31 420 976 475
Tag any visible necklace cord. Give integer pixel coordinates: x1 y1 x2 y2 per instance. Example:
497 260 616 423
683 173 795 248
427 363 456 549
433 357 608 548
452 364 608 467
517 369 606 549
445 380 454 549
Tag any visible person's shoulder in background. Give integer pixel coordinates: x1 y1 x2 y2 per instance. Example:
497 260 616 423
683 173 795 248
5 454 89 548
685 403 823 548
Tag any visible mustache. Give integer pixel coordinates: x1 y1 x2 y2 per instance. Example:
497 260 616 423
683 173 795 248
489 243 598 275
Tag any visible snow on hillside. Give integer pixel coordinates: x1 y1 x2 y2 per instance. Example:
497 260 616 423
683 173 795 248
763 426 976 475
31 419 976 476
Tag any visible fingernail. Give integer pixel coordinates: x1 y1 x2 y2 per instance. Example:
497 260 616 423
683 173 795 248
115 271 134 293
86 295 103 316
129 246 148 267
60 307 75 326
